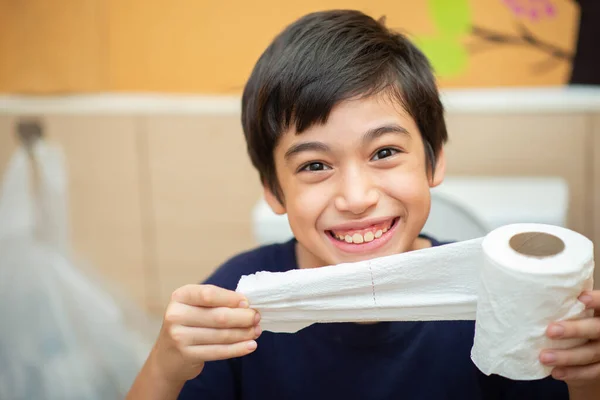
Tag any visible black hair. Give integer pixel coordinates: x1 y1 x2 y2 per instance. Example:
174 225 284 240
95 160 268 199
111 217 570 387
242 9 447 201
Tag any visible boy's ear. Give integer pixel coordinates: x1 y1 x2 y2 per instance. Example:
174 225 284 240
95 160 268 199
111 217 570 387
263 184 286 215
429 147 446 188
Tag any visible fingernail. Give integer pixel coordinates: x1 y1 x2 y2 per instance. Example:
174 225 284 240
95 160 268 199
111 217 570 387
255 325 262 337
553 368 566 379
247 340 257 351
254 312 261 324
579 293 593 305
541 352 556 364
239 300 249 308
548 324 565 338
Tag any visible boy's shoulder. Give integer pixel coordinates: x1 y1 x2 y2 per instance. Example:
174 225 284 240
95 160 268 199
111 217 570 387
421 233 448 248
203 239 297 291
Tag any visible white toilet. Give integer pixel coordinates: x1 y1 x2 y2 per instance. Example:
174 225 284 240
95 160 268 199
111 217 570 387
251 176 569 245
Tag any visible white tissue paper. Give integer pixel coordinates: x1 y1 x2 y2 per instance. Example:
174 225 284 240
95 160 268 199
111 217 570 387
236 223 594 380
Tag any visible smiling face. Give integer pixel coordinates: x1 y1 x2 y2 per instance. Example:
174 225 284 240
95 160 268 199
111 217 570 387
264 93 446 269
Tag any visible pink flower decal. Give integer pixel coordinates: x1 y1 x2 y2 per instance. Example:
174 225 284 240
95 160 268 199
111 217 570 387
502 0 556 21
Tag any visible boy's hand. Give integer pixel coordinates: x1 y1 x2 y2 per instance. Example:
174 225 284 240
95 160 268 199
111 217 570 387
151 284 261 383
540 290 600 395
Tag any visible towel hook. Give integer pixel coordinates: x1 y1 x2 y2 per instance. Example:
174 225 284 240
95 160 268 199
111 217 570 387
16 118 44 152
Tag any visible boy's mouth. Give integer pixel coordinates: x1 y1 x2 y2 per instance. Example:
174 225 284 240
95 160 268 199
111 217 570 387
326 217 398 245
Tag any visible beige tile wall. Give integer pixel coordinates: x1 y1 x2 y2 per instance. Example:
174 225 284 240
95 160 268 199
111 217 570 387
142 115 262 312
0 116 149 308
0 117 19 170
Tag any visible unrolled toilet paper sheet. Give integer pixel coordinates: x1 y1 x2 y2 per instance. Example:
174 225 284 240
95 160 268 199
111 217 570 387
236 224 595 380
236 238 484 333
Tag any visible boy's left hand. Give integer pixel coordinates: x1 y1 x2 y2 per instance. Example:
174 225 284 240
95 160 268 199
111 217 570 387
540 290 600 393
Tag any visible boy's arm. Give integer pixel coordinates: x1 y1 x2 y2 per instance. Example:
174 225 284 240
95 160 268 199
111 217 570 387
126 348 187 400
126 284 260 399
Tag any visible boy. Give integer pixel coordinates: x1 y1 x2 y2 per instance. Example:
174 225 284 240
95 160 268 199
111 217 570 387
128 10 600 399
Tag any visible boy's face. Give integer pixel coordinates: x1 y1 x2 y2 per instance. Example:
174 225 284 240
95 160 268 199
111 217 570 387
264 93 446 268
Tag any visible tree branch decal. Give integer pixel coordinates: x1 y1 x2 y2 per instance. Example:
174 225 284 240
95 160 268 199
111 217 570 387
465 0 574 75
469 23 573 61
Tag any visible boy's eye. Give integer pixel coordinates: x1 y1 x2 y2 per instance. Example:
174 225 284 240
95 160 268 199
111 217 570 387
372 148 399 161
300 162 330 172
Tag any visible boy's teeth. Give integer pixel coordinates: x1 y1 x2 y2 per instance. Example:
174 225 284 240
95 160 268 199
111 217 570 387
352 233 364 244
331 219 396 244
336 229 385 244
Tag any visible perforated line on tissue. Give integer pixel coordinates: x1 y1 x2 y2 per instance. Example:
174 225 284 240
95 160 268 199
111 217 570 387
368 261 377 306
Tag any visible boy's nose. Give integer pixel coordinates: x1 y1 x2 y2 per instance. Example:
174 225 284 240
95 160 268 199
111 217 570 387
334 174 379 215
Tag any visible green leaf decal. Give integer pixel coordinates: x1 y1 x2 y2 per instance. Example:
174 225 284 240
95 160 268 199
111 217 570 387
429 0 472 36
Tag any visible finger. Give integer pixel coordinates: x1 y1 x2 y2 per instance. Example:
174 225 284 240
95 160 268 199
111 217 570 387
540 341 600 367
185 341 258 362
578 291 600 310
172 284 248 308
172 284 246 308
166 302 260 328
551 362 600 382
547 316 600 340
170 325 261 346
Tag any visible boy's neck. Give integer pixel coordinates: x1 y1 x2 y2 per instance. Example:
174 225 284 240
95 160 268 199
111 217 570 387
295 236 432 270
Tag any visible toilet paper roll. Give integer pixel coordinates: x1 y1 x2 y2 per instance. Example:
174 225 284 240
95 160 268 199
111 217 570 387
235 223 595 380
471 224 594 379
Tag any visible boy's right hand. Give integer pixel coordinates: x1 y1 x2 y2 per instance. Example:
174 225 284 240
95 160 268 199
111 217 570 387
152 284 261 383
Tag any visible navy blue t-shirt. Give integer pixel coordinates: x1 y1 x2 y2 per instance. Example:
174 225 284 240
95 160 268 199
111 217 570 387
178 237 568 399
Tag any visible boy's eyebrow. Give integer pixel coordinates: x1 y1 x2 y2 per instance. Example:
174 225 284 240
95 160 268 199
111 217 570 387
283 124 409 161
362 123 410 145
284 142 330 161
